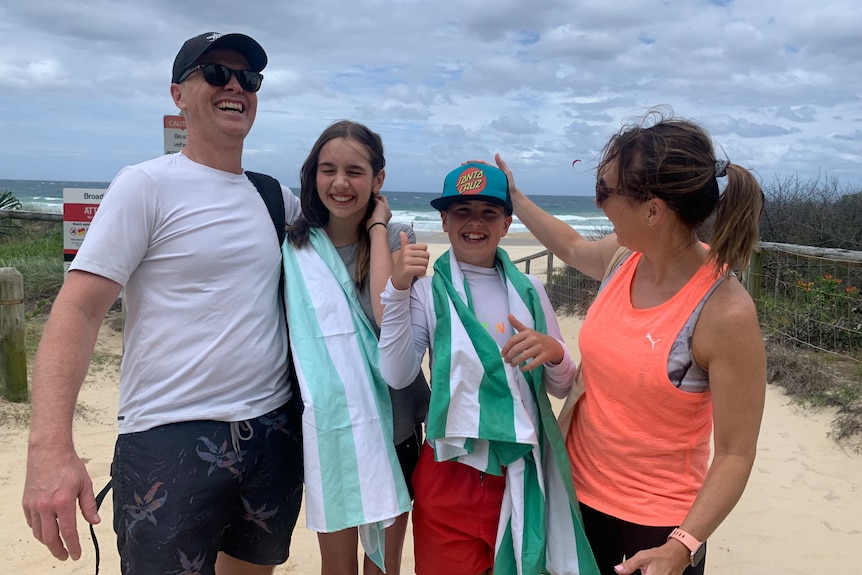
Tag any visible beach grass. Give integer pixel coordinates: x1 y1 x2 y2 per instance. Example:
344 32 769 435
0 220 63 317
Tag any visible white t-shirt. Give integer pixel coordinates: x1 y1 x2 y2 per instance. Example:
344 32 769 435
70 152 301 433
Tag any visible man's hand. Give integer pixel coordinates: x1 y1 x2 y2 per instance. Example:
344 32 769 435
501 314 563 372
23 446 100 561
392 231 429 290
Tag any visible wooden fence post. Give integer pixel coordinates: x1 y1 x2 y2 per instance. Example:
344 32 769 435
0 267 28 402
744 246 763 301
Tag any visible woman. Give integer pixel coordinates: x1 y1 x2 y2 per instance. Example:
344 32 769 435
494 110 766 575
283 120 430 575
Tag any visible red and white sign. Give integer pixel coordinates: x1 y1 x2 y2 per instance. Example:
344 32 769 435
63 188 106 272
164 114 188 154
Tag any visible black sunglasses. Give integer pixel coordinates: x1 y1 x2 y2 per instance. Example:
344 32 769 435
595 182 615 207
179 63 263 93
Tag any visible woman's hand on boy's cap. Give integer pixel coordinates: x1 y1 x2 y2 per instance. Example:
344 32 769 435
462 154 523 200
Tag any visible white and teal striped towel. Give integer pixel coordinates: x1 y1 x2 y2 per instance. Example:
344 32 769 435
283 228 411 570
428 248 599 575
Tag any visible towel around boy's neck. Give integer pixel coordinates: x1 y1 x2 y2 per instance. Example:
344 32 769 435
428 247 545 470
426 247 601 575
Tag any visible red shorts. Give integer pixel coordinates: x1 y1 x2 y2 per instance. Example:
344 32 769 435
412 443 506 575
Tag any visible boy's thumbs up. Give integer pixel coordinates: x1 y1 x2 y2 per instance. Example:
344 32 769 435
392 232 430 290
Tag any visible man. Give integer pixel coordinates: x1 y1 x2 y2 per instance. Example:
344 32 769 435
22 32 303 575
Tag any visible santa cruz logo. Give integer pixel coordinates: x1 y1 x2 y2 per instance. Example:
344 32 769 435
457 167 487 195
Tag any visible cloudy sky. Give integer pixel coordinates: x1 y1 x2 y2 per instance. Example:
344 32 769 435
1 0 860 196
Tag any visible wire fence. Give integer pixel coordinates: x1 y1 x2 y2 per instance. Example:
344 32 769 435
512 243 862 388
747 243 862 388
511 250 600 318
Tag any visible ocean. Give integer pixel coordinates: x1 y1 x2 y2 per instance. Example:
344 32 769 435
1 178 610 235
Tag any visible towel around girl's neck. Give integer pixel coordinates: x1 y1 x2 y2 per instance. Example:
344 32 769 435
428 248 600 575
282 227 411 570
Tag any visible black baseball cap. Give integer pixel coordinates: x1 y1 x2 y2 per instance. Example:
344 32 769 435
172 32 267 84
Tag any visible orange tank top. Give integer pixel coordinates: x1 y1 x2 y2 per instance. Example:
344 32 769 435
566 252 718 526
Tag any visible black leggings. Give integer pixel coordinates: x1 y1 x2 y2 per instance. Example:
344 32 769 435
580 503 706 575
395 423 424 500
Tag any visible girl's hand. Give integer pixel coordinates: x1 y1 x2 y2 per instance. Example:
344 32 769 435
367 193 392 231
392 231 429 290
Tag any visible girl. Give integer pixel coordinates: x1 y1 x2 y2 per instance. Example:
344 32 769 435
283 120 430 575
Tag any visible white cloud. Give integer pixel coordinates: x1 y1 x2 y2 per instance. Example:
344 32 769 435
0 0 859 195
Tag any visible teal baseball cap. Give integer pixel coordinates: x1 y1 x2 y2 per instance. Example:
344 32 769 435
431 162 513 215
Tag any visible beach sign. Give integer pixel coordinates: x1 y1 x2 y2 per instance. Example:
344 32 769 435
62 188 105 274
164 114 187 154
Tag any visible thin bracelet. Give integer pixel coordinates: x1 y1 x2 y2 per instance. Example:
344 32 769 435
367 222 387 233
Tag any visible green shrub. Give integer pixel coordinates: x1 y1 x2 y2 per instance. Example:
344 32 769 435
0 221 64 316
758 264 862 356
545 265 601 317
761 176 862 250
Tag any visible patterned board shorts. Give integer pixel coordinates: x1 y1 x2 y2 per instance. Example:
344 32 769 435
111 403 303 574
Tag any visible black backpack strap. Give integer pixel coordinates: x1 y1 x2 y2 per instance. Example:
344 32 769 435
245 171 302 415
245 171 286 246
245 170 286 301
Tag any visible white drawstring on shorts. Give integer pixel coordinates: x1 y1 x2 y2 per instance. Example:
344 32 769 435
229 420 254 462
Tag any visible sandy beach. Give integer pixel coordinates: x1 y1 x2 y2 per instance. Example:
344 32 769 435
2 232 860 573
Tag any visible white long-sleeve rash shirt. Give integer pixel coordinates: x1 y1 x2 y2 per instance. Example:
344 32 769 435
378 262 575 399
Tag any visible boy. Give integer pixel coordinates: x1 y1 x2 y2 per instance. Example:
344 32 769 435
378 163 599 575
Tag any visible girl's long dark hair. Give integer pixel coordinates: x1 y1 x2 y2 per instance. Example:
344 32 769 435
286 120 386 289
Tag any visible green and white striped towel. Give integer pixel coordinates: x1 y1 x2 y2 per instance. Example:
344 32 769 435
428 248 599 575
283 227 411 570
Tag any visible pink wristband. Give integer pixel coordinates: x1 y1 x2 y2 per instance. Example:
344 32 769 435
668 528 705 567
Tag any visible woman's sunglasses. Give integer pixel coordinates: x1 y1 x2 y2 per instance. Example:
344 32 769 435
595 182 615 207
178 63 264 93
